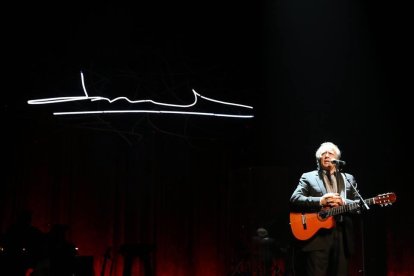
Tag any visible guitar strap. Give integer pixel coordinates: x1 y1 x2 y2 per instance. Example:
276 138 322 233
337 173 347 222
338 173 346 199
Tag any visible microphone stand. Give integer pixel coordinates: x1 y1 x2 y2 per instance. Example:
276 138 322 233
338 164 369 276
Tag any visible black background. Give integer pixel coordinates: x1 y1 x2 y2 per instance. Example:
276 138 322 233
2 1 412 275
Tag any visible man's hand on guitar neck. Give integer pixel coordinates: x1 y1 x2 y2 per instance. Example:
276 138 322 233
320 192 345 208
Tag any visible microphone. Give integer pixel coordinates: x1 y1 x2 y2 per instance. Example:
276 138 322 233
331 159 346 166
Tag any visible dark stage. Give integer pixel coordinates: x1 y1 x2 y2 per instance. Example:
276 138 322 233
1 1 412 275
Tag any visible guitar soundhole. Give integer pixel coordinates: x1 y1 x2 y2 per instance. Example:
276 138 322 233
319 210 328 219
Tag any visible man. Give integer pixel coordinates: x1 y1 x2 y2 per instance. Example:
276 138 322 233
289 142 360 276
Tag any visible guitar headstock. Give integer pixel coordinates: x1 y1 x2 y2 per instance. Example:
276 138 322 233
373 192 397 206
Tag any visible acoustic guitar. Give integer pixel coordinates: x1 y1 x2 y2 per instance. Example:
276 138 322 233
289 192 396 241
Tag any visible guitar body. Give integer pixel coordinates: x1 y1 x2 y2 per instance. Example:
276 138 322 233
289 212 335 241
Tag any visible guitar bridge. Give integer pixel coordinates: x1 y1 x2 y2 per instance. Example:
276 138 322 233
301 213 307 230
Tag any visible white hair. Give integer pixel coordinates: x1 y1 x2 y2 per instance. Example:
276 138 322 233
315 142 341 170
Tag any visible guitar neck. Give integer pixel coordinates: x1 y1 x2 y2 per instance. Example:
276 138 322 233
318 192 396 218
321 197 374 218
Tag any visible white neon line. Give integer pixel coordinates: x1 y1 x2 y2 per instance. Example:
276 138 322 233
196 92 253 109
80 71 88 97
53 110 254 118
28 71 254 117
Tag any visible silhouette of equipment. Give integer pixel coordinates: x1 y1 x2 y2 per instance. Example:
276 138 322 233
120 243 155 276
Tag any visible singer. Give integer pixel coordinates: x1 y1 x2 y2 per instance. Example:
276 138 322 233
288 141 360 276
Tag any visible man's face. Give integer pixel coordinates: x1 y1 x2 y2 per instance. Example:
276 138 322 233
320 149 338 171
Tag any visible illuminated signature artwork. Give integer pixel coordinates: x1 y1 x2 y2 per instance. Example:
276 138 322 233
28 72 254 118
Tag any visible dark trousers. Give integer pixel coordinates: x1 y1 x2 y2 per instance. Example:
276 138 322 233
289 226 349 276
